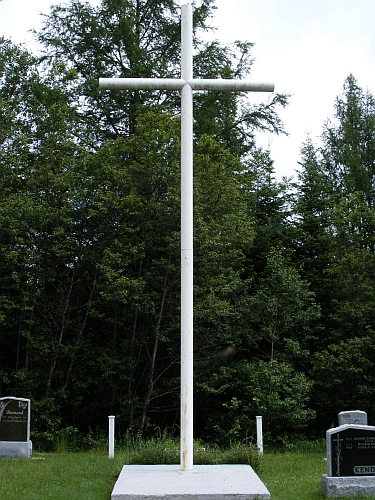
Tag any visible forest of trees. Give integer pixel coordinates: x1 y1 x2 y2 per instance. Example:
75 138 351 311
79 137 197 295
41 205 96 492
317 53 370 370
1 0 375 448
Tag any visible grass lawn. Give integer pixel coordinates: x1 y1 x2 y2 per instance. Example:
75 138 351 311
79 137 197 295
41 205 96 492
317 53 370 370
0 451 126 500
0 448 372 499
261 451 327 499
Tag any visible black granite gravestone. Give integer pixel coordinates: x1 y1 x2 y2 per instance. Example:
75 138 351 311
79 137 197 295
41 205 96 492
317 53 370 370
0 397 30 442
328 426 375 477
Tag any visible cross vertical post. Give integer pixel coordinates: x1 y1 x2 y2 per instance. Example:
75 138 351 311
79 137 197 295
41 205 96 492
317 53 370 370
99 1 274 472
180 2 194 471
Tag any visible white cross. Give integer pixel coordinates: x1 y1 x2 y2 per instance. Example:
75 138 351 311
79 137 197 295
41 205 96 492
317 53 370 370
333 434 344 476
99 2 274 471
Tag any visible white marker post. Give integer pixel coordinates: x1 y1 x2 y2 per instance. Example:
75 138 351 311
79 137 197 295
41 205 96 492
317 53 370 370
256 416 263 456
100 3 274 471
109 415 115 459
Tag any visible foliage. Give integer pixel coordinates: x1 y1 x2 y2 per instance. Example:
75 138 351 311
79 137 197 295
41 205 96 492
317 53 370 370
292 75 375 433
199 359 315 444
2 0 375 446
34 0 288 151
0 0 289 444
247 249 320 363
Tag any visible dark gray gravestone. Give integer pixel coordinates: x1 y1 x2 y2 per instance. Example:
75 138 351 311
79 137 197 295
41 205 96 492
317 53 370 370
323 425 375 498
327 425 375 477
0 397 32 457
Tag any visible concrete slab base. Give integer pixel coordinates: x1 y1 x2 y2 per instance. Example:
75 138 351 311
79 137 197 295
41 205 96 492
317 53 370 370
0 440 32 458
322 474 375 498
112 464 270 500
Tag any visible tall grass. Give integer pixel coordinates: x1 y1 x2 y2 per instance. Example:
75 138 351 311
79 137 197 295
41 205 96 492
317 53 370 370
123 435 261 471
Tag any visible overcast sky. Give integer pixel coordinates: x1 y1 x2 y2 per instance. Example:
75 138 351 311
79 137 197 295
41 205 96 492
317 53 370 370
1 0 375 180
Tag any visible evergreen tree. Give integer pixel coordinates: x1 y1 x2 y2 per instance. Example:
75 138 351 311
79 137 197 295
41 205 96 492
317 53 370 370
293 75 375 431
1 0 289 442
35 0 288 151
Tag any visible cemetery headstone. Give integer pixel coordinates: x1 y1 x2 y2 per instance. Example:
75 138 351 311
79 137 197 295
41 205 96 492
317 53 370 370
0 397 32 457
326 425 375 477
322 420 375 498
338 410 368 426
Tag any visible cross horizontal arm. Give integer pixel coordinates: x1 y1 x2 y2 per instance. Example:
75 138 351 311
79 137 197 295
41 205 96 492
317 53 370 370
99 77 274 93
190 79 274 92
99 78 186 90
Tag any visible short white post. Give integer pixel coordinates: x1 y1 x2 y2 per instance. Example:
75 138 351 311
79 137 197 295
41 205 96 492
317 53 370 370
109 415 115 459
256 416 263 456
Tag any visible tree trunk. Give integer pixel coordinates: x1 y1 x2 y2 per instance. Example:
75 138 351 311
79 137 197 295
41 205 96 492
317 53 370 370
138 266 169 436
